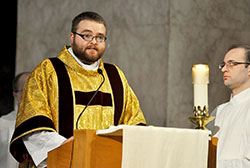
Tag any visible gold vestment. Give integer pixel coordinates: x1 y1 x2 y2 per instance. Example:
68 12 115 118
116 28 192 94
10 46 146 165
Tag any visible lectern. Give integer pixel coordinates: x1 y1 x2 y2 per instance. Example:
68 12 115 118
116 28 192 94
47 129 122 168
47 129 217 168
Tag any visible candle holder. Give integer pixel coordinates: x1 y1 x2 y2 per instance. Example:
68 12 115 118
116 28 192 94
188 106 214 130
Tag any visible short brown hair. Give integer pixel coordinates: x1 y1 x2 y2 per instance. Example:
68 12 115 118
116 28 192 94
71 11 106 33
228 44 250 62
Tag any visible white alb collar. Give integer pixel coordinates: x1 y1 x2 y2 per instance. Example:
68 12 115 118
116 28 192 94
230 87 250 104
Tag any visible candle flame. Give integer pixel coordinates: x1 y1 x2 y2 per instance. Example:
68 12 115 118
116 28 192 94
193 64 209 69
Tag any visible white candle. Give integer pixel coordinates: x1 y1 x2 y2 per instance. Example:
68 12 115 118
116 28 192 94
192 64 209 108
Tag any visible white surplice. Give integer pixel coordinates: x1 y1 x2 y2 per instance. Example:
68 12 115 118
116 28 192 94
212 88 250 168
0 106 19 168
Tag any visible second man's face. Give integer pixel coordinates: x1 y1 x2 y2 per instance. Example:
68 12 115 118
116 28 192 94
222 48 250 90
71 20 106 65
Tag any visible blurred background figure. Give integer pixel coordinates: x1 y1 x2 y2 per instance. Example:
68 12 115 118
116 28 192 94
0 72 30 168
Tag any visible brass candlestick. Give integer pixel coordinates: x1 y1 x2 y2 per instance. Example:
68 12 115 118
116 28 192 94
188 106 214 130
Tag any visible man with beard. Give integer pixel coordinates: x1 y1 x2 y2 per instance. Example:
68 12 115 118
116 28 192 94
10 11 146 168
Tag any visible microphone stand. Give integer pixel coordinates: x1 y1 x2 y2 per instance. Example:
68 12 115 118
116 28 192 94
75 69 105 129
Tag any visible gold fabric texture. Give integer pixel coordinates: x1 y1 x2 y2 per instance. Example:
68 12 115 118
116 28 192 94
12 46 146 143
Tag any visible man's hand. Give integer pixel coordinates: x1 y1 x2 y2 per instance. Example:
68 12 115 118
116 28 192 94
61 136 74 145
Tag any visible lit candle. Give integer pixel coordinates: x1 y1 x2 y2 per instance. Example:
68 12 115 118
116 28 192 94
192 64 209 109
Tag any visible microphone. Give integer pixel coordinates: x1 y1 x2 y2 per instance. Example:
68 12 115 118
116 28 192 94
76 68 105 129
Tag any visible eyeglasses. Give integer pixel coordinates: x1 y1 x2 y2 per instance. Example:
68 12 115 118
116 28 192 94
73 32 107 43
219 61 250 70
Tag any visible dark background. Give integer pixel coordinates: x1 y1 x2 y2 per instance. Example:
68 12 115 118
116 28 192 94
0 0 17 116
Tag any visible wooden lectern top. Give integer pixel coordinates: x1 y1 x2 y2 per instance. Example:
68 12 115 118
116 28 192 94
47 129 217 168
47 129 122 168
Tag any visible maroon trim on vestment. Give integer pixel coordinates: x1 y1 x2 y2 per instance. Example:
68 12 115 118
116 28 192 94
104 63 124 126
137 123 147 126
50 59 124 134
49 58 74 138
10 116 55 162
9 59 125 163
75 91 112 106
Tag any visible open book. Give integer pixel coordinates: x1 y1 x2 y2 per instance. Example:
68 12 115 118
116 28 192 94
96 125 125 136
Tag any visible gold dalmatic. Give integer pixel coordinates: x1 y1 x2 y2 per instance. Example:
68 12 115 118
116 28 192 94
10 46 146 166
